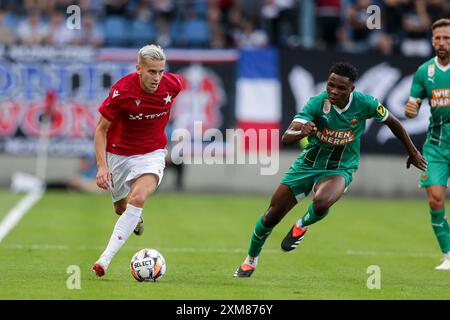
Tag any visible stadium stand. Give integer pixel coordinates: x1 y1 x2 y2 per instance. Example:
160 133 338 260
0 0 446 55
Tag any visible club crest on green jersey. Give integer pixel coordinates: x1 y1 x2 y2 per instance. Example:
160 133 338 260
428 64 435 77
323 99 331 114
420 172 428 181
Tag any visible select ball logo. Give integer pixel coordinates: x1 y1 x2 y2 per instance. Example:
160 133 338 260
133 259 154 268
130 248 166 282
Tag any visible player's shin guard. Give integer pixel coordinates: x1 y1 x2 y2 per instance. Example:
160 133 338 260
100 204 143 263
248 215 274 258
430 208 450 254
298 203 329 228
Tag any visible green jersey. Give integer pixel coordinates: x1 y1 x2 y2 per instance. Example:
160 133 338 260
293 90 389 171
410 57 450 147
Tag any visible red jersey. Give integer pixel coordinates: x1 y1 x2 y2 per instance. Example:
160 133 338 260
99 72 183 156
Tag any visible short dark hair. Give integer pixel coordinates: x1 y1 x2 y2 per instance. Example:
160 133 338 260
432 19 450 31
329 62 358 83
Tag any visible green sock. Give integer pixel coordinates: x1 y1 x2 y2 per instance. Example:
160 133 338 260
248 215 273 258
299 203 329 227
430 208 450 254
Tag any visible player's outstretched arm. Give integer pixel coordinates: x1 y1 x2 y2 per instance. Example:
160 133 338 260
281 121 317 145
383 113 427 171
94 116 113 190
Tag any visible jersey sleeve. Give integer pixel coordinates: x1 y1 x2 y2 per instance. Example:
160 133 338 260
98 85 123 121
293 94 322 123
165 73 184 96
410 67 426 100
366 94 389 122
174 74 184 94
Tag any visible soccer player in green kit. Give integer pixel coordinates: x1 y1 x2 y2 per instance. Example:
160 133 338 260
404 19 450 270
234 62 427 278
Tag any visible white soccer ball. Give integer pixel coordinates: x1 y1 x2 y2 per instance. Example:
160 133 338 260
130 248 166 282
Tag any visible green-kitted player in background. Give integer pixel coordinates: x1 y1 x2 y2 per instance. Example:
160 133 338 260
234 62 427 278
405 19 450 270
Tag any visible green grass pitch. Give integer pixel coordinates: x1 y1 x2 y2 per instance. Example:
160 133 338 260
0 190 449 300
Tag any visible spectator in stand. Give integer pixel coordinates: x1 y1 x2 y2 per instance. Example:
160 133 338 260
22 0 55 17
234 17 269 48
401 0 432 57
210 24 227 48
342 0 393 55
78 0 104 15
207 0 237 48
261 0 299 47
127 0 156 46
397 0 450 57
7 0 450 54
104 0 128 16
426 0 450 27
0 10 15 45
72 11 104 47
154 16 172 48
151 0 176 21
380 0 408 54
126 0 152 20
226 1 243 45
209 0 235 29
175 4 210 48
207 3 225 48
241 0 261 19
17 9 49 45
343 0 373 52
315 0 342 50
44 9 76 46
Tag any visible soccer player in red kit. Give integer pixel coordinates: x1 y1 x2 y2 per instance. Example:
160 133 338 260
92 45 183 277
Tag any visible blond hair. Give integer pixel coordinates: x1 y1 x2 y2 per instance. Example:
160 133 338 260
138 44 166 64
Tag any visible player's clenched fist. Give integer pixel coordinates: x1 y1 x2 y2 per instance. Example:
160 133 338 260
281 121 317 145
301 121 317 136
404 99 421 119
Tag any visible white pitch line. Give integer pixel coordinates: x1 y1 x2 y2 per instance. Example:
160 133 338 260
0 243 440 259
0 190 43 243
345 249 438 258
0 243 265 253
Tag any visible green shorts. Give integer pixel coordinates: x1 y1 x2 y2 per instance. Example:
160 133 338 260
281 164 354 201
420 142 450 188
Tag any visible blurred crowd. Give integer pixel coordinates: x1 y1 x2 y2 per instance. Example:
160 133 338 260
0 0 449 57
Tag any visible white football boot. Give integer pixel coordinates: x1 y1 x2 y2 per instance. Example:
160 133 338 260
435 254 450 270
